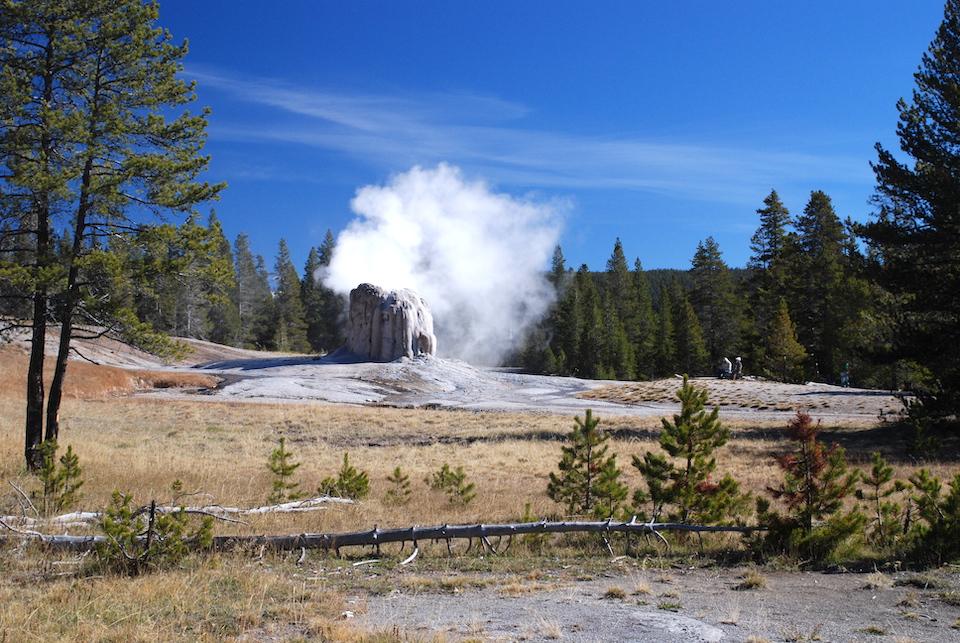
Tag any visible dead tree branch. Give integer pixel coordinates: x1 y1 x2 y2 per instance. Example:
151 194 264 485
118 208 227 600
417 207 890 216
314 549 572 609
1 518 765 553
0 495 353 531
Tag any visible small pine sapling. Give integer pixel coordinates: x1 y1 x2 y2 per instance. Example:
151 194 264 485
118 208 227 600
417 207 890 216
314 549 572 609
426 463 476 505
856 452 906 549
594 453 629 519
761 411 865 562
904 470 960 564
385 466 412 505
547 409 628 518
32 440 84 515
632 376 748 524
267 437 303 503
318 453 370 500
631 451 673 521
98 486 213 575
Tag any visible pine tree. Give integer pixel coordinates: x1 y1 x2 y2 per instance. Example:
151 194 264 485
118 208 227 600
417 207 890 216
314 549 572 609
759 411 864 561
769 412 859 532
600 291 635 380
857 452 905 549
549 244 568 289
426 463 476 505
301 247 325 352
173 214 235 340
605 238 639 340
574 265 604 378
547 410 628 518
519 243 567 374
690 237 741 365
632 258 657 379
1 0 222 466
861 0 960 413
315 230 344 352
904 470 960 564
790 191 848 381
633 376 747 524
250 255 278 350
204 212 240 346
553 269 582 375
748 190 792 309
34 440 84 515
318 453 370 500
672 287 708 376
233 234 271 348
385 466 412 505
765 298 808 383
653 287 676 377
273 240 309 353
267 437 303 503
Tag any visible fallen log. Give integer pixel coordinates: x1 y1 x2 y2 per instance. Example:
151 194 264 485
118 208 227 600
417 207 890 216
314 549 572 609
1 517 764 553
0 495 353 531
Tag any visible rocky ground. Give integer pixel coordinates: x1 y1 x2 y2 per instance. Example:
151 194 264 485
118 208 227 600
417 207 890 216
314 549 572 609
181 353 901 424
349 565 960 642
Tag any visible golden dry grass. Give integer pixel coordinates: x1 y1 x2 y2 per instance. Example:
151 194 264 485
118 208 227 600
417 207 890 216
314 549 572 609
0 547 436 642
1 370 959 641
2 392 957 535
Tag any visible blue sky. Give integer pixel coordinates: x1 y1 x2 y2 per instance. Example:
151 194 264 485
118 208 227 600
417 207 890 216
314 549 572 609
161 0 944 271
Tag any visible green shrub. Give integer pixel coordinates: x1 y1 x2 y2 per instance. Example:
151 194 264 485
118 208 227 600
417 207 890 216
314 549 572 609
632 376 749 524
753 411 865 563
384 466 412 505
547 409 627 519
32 440 84 515
318 453 369 500
904 470 960 564
266 437 303 503
856 452 906 550
426 463 476 505
98 489 213 575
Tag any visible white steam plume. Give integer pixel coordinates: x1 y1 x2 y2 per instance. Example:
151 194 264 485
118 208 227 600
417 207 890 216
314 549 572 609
323 164 563 365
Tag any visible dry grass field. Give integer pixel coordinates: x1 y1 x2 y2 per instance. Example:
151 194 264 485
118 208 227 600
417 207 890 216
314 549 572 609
1 350 959 640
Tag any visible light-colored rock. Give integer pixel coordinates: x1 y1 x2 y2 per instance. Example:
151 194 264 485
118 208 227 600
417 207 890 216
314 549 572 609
345 283 437 361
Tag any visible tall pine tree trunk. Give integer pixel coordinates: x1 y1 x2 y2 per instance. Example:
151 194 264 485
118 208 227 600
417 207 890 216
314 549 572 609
24 39 57 469
25 265 47 469
46 139 97 443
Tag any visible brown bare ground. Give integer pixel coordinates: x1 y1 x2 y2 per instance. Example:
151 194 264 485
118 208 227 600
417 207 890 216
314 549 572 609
0 345 220 400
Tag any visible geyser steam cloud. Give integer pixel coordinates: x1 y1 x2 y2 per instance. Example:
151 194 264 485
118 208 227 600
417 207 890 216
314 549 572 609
323 164 563 365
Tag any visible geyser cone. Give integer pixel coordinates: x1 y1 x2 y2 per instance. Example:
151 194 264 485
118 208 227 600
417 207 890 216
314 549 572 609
345 283 437 362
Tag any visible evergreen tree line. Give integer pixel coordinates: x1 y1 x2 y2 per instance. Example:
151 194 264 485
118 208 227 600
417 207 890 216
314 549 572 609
518 188 901 388
0 216 345 355
122 221 345 354
520 0 960 418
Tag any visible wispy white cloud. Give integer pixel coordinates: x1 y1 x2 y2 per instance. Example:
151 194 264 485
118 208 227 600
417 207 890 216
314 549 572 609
191 67 872 205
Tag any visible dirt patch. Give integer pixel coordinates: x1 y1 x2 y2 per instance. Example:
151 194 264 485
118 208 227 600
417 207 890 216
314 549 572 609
0 346 219 400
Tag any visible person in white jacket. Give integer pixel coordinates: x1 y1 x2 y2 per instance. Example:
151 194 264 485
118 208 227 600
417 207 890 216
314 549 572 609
719 357 732 379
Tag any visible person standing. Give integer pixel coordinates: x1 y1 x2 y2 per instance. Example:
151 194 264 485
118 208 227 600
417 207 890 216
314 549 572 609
732 356 743 380
720 357 732 379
